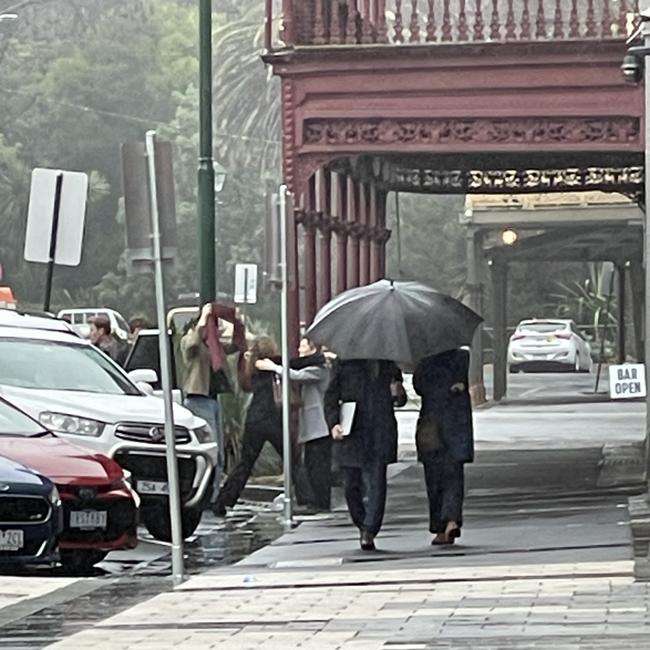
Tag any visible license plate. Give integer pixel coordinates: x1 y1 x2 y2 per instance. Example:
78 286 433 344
0 529 24 551
137 480 169 495
70 510 107 530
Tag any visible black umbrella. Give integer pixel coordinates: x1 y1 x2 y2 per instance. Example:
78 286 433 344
306 279 482 367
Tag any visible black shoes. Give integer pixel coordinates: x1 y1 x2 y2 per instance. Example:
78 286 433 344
359 530 376 551
211 502 227 517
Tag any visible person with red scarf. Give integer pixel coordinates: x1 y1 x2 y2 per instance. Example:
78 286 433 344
180 303 246 507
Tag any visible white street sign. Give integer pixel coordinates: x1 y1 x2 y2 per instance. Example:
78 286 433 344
24 168 88 266
609 364 647 400
234 263 258 304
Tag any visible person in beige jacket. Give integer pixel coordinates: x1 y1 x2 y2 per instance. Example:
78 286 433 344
181 303 241 505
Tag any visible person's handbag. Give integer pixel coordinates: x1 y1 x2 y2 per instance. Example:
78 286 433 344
415 413 442 457
272 375 283 409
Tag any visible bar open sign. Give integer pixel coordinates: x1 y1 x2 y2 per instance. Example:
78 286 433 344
609 364 646 400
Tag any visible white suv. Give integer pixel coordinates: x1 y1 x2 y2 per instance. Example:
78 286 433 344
0 309 218 541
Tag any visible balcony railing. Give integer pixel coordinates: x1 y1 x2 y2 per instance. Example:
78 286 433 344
266 0 639 50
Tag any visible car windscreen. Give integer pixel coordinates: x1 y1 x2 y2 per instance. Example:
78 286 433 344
519 323 567 334
0 338 140 395
0 400 46 436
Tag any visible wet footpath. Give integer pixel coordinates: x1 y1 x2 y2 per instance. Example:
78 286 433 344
2 388 650 650
2 439 647 650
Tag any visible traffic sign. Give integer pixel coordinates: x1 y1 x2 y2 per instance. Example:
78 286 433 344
234 264 258 304
24 168 88 266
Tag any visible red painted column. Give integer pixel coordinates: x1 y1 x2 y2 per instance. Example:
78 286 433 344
359 183 370 286
369 188 380 282
346 176 360 289
378 192 389 278
332 172 347 294
303 215 317 326
315 168 331 308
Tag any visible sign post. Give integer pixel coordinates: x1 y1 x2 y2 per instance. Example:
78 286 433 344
234 263 258 304
24 168 88 312
145 131 185 585
279 186 292 529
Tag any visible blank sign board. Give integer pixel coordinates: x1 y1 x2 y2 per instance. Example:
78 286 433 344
24 168 88 266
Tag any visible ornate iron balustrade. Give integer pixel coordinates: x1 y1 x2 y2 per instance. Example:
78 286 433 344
267 0 640 49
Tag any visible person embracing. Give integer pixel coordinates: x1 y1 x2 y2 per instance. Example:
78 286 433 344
413 348 474 545
256 337 332 512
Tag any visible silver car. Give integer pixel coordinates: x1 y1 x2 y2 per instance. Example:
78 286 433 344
508 319 592 373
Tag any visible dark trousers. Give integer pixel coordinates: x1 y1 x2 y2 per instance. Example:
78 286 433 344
217 420 309 508
303 436 332 510
343 461 387 536
423 457 465 534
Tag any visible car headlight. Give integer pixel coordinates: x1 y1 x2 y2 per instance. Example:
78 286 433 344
39 412 105 437
49 485 61 506
193 424 214 444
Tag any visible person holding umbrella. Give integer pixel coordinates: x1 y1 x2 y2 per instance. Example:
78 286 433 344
324 359 406 551
413 349 474 545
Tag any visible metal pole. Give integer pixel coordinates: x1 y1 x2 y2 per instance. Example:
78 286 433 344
198 0 216 303
279 185 293 529
644 12 650 479
617 263 627 364
43 172 63 313
145 131 185 585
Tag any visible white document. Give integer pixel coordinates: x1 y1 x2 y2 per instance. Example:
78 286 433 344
340 402 357 437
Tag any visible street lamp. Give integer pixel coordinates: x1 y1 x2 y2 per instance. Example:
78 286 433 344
501 228 518 246
0 13 18 22
213 161 227 194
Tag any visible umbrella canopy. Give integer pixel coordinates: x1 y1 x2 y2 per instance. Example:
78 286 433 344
306 279 482 367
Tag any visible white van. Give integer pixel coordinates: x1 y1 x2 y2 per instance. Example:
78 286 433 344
57 308 130 340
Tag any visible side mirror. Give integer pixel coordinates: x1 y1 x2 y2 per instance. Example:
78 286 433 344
128 368 159 385
137 382 155 396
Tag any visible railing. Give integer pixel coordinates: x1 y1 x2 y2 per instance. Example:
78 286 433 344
266 0 639 49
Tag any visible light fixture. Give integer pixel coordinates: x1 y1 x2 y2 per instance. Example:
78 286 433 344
502 228 518 246
213 161 227 194
0 13 18 22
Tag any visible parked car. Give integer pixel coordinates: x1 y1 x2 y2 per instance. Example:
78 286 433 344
508 319 592 373
0 312 218 542
57 308 130 341
0 397 139 572
0 455 62 568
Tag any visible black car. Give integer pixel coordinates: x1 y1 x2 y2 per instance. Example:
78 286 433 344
0 456 63 567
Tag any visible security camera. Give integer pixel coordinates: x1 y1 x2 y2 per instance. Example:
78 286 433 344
622 53 643 84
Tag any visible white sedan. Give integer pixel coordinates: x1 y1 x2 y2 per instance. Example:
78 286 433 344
508 319 592 373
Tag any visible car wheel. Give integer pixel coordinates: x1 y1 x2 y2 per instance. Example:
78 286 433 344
143 506 203 542
60 549 108 575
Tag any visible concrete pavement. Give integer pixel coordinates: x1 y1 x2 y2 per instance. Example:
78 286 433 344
30 373 649 650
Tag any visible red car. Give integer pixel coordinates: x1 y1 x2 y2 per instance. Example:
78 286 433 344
0 398 139 572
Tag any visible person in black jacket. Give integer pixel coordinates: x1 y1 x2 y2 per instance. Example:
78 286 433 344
324 359 405 551
413 349 474 545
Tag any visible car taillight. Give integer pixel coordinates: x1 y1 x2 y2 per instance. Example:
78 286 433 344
511 334 526 341
555 332 572 340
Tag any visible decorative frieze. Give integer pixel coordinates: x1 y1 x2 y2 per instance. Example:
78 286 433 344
304 117 641 147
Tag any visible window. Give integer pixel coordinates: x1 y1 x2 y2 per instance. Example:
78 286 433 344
0 400 46 436
0 338 139 395
519 322 568 334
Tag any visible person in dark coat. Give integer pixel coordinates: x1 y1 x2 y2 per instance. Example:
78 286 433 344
413 348 474 545
325 359 405 551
